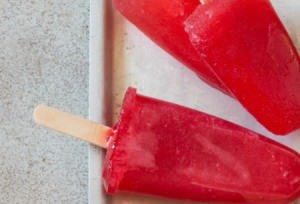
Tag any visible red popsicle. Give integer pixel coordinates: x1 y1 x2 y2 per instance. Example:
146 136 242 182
103 88 300 203
184 0 300 135
113 0 231 96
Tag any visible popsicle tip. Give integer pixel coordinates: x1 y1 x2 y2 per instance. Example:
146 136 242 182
33 104 47 124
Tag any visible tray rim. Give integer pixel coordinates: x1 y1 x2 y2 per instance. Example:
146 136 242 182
88 0 106 203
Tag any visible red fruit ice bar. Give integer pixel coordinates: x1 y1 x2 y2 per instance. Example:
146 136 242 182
113 0 231 95
103 88 300 204
184 0 300 135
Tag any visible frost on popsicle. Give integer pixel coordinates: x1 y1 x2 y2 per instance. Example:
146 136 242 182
113 0 231 95
184 0 300 135
103 87 300 203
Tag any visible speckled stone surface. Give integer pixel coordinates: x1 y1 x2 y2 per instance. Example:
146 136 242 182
0 0 89 203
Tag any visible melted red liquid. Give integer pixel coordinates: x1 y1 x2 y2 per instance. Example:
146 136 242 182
184 0 300 135
103 88 300 203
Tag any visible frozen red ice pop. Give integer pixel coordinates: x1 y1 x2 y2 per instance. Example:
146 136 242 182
33 88 300 203
102 88 300 203
184 0 300 135
113 0 230 95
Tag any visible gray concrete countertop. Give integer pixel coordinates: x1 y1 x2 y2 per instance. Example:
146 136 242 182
0 0 89 203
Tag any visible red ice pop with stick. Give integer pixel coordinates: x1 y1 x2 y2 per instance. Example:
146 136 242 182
34 88 300 203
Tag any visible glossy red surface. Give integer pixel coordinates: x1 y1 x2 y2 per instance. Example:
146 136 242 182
113 0 231 96
103 88 300 203
184 0 300 135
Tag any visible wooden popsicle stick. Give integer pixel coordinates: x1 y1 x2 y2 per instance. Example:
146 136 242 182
33 105 110 149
